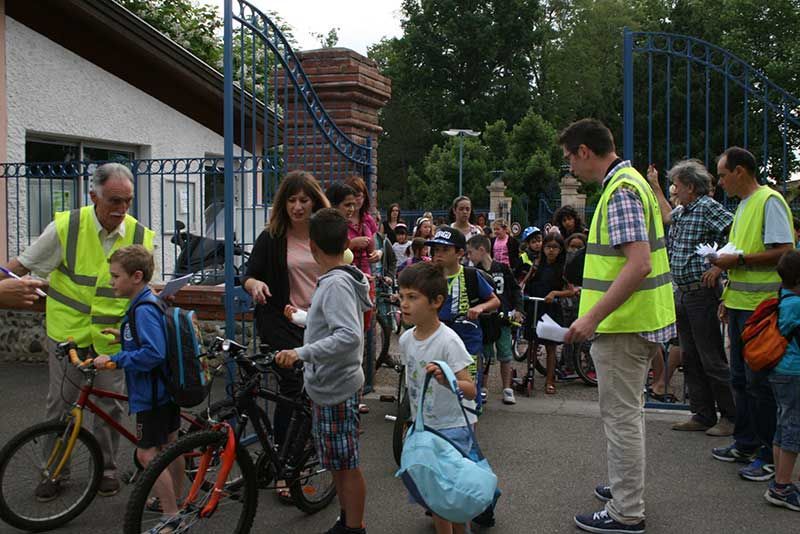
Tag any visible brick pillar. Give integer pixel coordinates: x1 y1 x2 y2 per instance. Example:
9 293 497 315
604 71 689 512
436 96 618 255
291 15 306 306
280 48 391 200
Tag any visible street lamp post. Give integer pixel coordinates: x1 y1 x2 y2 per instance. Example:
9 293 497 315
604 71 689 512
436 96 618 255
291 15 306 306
442 129 481 197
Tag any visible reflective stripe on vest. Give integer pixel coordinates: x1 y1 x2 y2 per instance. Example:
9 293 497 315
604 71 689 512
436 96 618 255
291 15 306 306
578 167 676 334
722 186 792 311
46 206 154 353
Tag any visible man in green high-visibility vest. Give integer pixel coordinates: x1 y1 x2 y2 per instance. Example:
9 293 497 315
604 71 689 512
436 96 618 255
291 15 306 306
709 147 794 482
561 119 676 534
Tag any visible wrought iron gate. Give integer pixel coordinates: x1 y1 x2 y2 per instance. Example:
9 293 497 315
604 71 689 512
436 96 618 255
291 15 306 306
623 29 800 199
222 0 373 337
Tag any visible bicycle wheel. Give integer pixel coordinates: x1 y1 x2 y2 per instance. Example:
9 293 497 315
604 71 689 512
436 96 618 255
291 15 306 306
124 430 257 534
392 391 411 467
575 341 598 386
289 441 336 514
0 420 103 532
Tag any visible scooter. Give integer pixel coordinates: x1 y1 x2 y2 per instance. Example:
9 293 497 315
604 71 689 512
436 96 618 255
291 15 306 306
171 220 249 285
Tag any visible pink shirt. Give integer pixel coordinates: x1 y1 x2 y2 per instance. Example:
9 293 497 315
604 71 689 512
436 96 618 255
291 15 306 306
348 213 377 275
286 233 322 310
493 235 510 266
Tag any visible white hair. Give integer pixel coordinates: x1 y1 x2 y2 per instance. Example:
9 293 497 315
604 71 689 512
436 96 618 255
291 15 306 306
91 163 134 197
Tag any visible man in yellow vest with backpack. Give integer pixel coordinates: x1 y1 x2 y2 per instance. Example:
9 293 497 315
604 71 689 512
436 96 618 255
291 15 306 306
562 119 675 534
1 162 154 499
709 147 794 482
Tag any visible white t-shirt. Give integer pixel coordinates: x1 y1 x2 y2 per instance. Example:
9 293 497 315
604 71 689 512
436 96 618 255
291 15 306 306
392 241 412 268
399 323 478 430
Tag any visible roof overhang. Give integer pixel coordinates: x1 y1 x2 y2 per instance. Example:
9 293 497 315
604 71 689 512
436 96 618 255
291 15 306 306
7 0 278 148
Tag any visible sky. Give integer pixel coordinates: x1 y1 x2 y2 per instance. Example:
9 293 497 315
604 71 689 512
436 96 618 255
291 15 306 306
209 0 404 55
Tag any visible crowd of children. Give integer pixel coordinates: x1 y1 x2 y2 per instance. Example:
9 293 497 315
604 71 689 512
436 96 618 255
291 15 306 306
43 174 797 534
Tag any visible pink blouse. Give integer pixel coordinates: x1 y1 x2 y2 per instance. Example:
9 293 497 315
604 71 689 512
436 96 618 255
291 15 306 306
286 233 322 310
493 235 510 266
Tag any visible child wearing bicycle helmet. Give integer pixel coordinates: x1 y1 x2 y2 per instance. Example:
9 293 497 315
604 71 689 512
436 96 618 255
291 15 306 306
516 226 543 282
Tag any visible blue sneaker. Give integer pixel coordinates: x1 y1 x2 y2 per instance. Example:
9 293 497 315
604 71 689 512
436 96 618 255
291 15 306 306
739 458 775 481
711 444 756 463
764 482 800 511
574 509 645 533
594 485 613 502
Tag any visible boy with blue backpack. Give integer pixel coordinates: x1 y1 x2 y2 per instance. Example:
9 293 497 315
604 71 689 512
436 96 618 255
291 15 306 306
397 261 483 534
93 245 184 525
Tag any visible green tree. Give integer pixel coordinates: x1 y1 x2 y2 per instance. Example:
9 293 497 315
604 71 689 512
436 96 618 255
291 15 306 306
312 27 340 48
119 0 223 68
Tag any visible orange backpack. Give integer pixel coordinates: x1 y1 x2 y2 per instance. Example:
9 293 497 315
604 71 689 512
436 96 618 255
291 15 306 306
742 292 798 372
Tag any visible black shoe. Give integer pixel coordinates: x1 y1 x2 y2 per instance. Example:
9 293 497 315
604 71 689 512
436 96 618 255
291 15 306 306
574 509 645 533
34 478 62 503
594 485 613 502
323 523 365 534
472 505 496 527
97 475 120 497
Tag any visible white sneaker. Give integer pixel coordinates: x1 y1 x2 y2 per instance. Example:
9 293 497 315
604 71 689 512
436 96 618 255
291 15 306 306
481 388 488 402
502 388 516 405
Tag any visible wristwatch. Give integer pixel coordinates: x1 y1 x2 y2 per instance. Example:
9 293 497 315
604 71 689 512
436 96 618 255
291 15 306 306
737 253 746 266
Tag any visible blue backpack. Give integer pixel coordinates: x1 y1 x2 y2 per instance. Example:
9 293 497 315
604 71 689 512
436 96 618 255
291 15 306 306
395 360 498 523
128 296 210 408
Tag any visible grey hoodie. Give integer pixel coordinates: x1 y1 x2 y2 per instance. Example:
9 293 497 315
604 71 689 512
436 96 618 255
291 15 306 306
296 265 372 405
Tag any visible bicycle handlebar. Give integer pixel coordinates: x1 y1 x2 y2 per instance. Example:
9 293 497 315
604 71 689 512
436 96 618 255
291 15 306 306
63 338 116 370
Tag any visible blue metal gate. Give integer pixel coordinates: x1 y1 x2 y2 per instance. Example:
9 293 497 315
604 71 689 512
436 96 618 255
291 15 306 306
623 29 800 200
221 0 373 337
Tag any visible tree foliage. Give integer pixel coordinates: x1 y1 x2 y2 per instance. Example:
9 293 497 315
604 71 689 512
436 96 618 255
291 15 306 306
372 0 800 213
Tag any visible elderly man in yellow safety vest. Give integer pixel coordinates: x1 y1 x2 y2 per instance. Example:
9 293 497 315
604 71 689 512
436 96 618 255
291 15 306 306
708 147 794 481
561 119 675 534
2 162 154 499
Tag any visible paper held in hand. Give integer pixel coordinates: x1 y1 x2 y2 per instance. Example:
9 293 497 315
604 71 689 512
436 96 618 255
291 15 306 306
695 242 743 262
536 314 568 343
158 273 192 299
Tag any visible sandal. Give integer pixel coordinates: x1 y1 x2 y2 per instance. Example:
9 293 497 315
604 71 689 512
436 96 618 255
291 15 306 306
358 403 370 414
275 483 294 505
545 383 556 395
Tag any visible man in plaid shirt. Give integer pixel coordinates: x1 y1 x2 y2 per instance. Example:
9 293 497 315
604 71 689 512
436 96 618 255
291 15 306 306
647 159 736 436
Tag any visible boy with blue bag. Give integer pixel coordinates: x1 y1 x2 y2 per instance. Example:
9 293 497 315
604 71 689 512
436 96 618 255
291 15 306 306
395 262 498 534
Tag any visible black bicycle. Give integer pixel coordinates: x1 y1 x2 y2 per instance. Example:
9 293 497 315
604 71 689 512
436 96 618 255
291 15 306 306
123 338 335 534
375 277 401 369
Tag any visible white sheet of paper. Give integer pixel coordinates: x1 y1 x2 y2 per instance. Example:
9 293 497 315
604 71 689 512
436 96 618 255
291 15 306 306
159 273 192 299
536 313 568 343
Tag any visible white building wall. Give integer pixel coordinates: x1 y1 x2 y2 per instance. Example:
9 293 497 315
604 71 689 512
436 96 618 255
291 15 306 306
5 17 260 279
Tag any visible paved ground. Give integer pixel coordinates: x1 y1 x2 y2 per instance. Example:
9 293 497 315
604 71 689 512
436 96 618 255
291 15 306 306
0 356 796 534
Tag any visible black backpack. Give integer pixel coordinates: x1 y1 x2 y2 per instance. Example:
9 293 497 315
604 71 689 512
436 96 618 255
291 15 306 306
128 296 210 408
463 266 502 344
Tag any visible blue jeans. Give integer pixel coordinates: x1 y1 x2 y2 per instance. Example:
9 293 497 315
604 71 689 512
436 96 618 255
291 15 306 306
728 308 776 461
769 373 800 453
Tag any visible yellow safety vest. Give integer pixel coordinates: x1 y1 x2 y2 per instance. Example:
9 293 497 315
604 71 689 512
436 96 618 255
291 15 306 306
723 185 793 311
579 166 675 334
47 206 155 354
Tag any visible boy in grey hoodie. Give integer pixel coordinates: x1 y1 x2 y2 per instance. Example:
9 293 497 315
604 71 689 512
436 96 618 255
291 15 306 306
277 208 372 534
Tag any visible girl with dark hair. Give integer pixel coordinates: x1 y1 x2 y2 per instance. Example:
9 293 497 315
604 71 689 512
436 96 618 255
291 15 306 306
551 205 587 239
242 170 329 497
384 203 402 243
450 196 484 239
521 232 575 394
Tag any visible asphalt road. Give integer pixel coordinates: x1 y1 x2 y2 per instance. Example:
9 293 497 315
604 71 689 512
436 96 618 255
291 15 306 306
0 360 795 534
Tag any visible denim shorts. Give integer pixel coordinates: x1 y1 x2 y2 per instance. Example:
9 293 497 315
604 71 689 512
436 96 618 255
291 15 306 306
311 392 361 470
769 373 800 453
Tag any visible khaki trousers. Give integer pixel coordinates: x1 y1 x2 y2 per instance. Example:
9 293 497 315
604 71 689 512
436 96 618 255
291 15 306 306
592 333 658 524
45 338 127 477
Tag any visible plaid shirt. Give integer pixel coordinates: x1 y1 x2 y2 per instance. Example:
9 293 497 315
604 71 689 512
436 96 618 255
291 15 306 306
668 195 733 286
603 161 677 343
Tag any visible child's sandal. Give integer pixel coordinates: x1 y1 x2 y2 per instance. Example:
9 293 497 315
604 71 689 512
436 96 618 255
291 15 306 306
545 383 556 395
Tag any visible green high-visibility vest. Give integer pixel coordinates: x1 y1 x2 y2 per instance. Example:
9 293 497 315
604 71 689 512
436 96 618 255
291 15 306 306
520 251 533 266
579 166 675 334
47 206 154 354
723 185 793 311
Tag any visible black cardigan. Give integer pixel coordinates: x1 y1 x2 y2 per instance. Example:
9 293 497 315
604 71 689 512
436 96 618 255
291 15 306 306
242 229 304 350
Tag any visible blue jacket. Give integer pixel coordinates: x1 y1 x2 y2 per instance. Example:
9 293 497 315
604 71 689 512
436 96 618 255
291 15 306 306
111 287 171 413
775 288 800 376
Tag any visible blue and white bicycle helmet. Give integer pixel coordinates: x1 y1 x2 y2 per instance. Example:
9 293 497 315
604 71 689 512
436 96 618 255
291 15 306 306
520 226 542 242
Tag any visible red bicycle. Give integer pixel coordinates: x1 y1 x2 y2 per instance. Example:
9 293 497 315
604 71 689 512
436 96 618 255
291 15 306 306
0 339 210 532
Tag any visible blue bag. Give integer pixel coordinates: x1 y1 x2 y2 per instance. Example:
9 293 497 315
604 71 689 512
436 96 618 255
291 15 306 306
395 360 498 523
